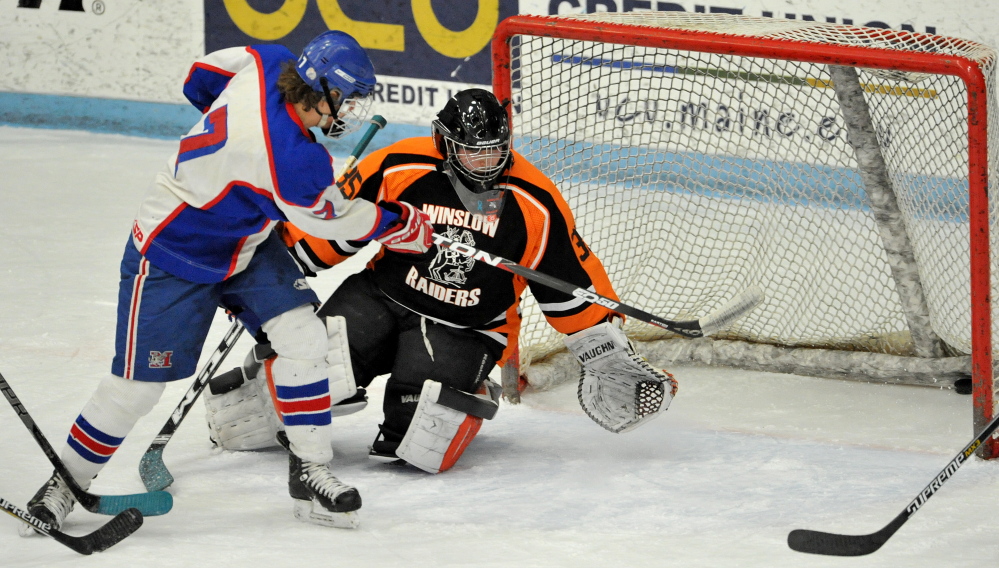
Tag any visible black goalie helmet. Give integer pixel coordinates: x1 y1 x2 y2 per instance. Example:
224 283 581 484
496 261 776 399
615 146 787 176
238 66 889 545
432 89 512 220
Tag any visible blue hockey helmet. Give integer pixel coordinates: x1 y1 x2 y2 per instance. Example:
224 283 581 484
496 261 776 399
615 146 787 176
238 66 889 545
296 31 376 137
296 31 375 100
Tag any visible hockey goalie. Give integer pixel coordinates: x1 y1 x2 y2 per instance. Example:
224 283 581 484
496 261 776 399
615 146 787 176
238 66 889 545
203 89 679 477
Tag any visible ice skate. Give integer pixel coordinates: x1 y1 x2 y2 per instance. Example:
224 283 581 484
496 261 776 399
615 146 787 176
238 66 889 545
288 451 361 529
276 429 360 529
19 471 76 536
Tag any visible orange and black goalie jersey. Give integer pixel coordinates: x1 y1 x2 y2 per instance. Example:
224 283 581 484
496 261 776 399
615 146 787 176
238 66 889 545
279 136 620 346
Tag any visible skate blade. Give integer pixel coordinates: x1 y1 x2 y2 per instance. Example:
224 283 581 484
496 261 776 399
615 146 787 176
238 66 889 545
368 453 405 465
293 499 360 529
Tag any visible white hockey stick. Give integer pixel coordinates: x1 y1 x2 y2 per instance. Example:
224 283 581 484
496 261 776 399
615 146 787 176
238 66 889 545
431 232 763 337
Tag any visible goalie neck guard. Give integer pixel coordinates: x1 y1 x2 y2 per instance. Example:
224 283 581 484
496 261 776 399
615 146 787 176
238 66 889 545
432 89 512 221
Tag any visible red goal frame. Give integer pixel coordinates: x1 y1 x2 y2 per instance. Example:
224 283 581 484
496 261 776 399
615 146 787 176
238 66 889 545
490 14 996 458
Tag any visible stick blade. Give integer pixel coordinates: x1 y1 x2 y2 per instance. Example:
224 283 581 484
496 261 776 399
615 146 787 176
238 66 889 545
50 508 143 555
138 447 173 492
698 285 765 336
788 511 906 556
95 490 172 516
787 528 887 557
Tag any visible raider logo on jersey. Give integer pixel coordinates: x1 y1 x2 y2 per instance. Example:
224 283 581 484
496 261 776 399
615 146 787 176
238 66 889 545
428 227 476 286
403 227 483 307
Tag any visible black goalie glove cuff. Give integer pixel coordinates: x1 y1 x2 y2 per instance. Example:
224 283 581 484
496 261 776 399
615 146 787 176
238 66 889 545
564 321 678 433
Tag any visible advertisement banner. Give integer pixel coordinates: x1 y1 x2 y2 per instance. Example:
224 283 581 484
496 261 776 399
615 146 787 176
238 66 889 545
2 0 997 135
206 1 518 124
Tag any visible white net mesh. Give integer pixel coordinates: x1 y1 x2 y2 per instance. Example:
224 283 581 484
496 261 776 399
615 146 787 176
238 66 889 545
500 13 999 381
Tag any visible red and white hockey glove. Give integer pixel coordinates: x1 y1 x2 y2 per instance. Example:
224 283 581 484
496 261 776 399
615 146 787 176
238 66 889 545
376 201 434 254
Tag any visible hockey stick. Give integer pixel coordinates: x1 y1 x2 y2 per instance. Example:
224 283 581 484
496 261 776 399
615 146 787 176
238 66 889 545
335 114 387 174
431 232 764 337
0 371 173 516
1 496 142 555
787 411 999 556
139 115 389 492
139 320 244 491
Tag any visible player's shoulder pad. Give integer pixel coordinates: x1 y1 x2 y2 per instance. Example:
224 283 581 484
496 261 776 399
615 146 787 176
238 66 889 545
379 137 442 162
504 149 560 198
247 43 296 64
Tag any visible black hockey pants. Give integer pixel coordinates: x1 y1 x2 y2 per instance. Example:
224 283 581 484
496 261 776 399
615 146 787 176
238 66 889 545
318 271 504 447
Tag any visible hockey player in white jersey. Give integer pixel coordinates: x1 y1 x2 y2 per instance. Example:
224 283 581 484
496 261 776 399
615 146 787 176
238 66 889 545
202 90 680 477
22 30 433 532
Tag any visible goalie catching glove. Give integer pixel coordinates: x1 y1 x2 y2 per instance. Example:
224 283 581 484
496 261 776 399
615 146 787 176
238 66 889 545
564 320 678 434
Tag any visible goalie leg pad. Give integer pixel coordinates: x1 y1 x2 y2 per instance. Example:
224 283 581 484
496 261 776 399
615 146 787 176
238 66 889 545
324 315 358 406
258 314 362 412
204 365 283 451
394 379 500 473
565 321 678 433
204 314 366 452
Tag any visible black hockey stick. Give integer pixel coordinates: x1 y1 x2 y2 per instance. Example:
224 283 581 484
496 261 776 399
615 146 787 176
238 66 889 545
0 371 173 516
139 115 388 492
431 232 764 337
1 496 142 555
788 409 999 556
139 320 244 491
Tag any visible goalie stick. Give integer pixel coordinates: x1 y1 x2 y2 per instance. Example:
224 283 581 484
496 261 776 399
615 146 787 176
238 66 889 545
0 371 173 517
787 408 999 556
430 232 764 337
1 496 142 555
139 115 388 492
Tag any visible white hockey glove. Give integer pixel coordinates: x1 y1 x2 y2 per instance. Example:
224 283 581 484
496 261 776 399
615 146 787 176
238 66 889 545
205 316 365 451
375 200 434 254
564 320 678 434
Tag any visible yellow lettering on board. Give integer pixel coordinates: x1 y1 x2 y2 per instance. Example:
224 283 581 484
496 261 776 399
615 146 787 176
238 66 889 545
411 0 498 59
315 0 405 51
222 0 307 41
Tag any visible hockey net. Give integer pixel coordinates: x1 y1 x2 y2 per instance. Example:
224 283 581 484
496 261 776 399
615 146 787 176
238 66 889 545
491 13 999 455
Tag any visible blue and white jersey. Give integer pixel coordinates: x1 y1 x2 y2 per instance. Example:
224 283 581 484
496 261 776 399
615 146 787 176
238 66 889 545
131 44 395 284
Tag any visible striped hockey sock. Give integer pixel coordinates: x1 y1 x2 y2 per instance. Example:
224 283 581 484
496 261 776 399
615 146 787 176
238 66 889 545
61 375 165 486
265 356 333 464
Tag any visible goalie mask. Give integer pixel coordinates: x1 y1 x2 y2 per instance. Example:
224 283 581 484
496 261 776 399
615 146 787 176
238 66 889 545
432 89 512 221
296 31 376 138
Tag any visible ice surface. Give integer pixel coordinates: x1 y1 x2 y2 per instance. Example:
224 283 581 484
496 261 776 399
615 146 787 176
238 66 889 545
0 126 997 567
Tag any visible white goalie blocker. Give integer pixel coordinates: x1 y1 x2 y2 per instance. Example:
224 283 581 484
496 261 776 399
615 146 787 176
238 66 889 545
204 315 363 451
564 320 679 433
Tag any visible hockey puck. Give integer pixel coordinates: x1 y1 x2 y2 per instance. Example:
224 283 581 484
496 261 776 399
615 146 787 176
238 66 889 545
953 378 972 395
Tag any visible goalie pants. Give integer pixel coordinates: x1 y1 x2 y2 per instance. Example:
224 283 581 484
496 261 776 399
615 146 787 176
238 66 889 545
318 271 504 449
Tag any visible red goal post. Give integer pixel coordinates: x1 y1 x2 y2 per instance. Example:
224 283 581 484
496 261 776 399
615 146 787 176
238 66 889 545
490 13 998 458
